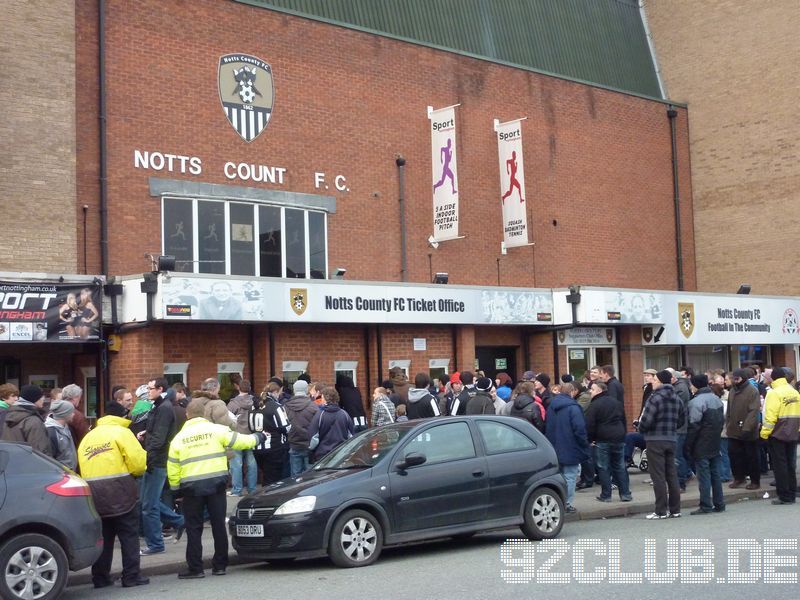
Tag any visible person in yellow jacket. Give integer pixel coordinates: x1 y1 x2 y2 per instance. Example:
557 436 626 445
760 367 800 505
77 401 150 588
168 398 266 578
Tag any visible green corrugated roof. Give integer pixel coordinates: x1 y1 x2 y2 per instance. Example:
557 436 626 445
233 0 663 98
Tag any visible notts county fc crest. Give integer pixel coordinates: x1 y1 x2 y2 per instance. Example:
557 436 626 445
679 302 695 339
218 54 275 142
290 288 307 316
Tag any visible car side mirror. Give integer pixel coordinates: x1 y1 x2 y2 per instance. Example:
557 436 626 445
396 452 426 471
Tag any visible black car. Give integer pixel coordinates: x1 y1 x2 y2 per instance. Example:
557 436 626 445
231 415 566 567
0 442 103 600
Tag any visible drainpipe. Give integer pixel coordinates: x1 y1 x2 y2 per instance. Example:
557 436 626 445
667 106 684 291
99 0 109 277
364 325 372 389
396 156 407 282
552 331 560 379
376 324 384 380
248 325 256 391
451 326 458 372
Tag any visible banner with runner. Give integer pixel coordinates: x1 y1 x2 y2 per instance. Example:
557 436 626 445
429 105 460 242
0 281 102 342
496 118 529 248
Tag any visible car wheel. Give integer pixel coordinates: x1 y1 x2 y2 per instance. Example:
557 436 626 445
520 488 564 540
0 533 68 600
328 509 383 568
639 460 648 472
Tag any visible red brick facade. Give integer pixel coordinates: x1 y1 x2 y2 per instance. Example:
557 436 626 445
72 0 697 419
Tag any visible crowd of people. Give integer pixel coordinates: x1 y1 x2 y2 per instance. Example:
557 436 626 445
0 360 797 588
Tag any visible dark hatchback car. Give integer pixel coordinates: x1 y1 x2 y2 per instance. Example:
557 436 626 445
231 415 566 567
0 442 103 600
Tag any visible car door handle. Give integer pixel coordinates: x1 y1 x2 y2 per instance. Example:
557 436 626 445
472 470 484 477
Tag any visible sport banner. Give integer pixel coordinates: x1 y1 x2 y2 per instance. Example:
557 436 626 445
496 118 529 248
0 281 102 342
429 105 460 241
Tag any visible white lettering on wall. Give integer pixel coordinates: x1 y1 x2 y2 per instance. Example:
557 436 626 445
134 150 203 175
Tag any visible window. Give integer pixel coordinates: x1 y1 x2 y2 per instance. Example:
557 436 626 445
388 360 410 379
402 422 475 465
334 361 358 387
162 197 327 279
687 345 728 373
478 421 535 455
282 361 309 389
739 345 770 370
164 362 189 388
217 362 244 402
644 346 682 371
428 359 450 386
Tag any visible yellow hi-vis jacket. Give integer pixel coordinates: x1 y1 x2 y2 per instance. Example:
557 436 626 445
761 378 800 442
78 415 147 518
168 417 260 496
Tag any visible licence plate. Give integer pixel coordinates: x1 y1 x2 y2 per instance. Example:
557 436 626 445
236 524 264 537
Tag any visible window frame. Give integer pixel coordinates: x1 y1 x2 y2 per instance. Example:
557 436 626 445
161 196 328 279
400 421 477 467
476 420 537 455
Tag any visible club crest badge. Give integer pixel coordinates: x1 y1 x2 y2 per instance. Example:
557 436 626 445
678 302 695 339
642 327 653 343
782 308 798 334
605 329 614 343
557 330 566 344
218 54 275 142
290 288 307 316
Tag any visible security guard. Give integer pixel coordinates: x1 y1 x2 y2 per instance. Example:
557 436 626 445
78 401 149 588
168 398 266 578
760 367 800 505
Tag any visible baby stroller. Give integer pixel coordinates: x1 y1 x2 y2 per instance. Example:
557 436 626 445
630 446 648 472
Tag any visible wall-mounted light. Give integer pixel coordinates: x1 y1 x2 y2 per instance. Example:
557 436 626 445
433 272 449 284
427 235 439 250
333 268 347 280
737 284 751 295
144 253 176 273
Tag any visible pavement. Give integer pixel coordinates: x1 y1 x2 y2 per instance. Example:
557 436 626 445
66 470 789 587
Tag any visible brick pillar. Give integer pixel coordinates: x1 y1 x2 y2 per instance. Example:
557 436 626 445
252 324 272 390
530 331 555 377
109 323 164 390
618 325 644 429
455 326 475 374
770 345 796 370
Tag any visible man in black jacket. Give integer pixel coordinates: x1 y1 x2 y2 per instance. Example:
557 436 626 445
671 367 695 490
466 377 495 415
585 382 632 502
407 373 441 419
139 377 184 555
598 365 625 407
686 374 725 514
445 372 470 416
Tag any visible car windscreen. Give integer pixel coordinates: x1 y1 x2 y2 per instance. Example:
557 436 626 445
313 425 413 470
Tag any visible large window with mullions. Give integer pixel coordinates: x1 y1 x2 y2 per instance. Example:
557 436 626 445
162 197 327 279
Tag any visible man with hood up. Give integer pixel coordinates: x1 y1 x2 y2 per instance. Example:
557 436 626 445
544 382 589 513
46 400 77 471
0 384 52 456
388 366 410 406
725 367 762 489
406 373 441 420
336 374 367 432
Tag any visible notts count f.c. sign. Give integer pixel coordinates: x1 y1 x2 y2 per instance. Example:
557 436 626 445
218 54 275 142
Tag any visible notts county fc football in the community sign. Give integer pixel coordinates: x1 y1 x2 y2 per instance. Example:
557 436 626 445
218 54 275 142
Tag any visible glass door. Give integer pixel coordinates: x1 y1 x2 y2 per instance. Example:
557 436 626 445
567 347 590 382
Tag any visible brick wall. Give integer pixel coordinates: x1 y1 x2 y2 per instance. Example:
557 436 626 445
74 0 696 292
1 0 77 274
645 0 799 294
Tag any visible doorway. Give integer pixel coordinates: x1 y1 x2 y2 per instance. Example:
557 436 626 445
475 346 518 383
